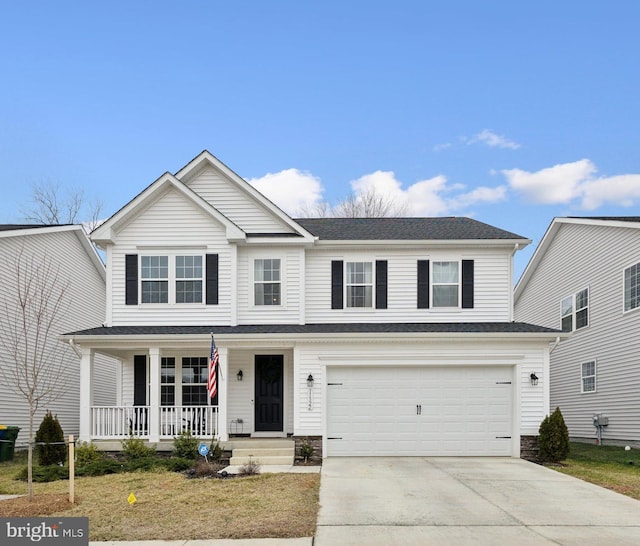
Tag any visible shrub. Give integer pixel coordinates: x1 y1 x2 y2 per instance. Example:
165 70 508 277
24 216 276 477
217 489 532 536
76 459 124 477
538 407 570 462
15 464 68 483
165 457 195 472
172 430 200 460
35 411 66 466
208 439 223 462
125 456 163 472
74 441 104 466
299 439 314 462
121 435 156 460
190 458 224 478
238 457 261 476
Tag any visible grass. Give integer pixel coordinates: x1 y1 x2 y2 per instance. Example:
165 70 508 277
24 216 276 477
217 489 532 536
552 441 640 500
0 453 320 541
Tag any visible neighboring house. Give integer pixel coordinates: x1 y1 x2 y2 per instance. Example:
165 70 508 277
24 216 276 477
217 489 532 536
0 224 116 446
515 217 640 445
62 151 561 458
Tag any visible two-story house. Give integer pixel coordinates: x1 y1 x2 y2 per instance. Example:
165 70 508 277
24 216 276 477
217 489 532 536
0 224 115 445
515 217 640 445
63 151 561 459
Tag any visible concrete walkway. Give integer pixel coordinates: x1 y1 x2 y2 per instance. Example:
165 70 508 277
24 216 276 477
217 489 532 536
315 457 640 545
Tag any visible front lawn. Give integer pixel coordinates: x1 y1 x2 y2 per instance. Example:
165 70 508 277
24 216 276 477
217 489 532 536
0 453 320 541
552 441 640 500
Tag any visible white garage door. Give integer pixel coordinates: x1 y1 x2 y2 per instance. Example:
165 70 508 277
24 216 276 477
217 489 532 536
326 366 513 456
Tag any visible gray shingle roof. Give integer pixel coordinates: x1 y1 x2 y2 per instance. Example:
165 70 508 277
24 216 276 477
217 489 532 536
567 216 640 223
65 322 560 337
0 224 63 232
293 217 527 241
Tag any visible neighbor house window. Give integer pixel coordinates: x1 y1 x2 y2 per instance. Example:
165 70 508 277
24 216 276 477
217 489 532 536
161 357 175 406
176 255 203 303
254 259 281 305
561 288 589 331
433 261 459 307
346 262 373 307
141 256 168 303
624 262 640 312
181 357 209 405
581 360 596 393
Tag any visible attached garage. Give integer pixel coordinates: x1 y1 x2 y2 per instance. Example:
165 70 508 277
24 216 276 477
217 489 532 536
326 365 514 456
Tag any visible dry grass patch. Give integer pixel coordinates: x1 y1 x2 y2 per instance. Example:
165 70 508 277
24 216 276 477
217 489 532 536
0 457 320 541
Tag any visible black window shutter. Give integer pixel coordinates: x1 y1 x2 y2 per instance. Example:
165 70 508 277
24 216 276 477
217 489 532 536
125 254 138 305
417 260 430 309
462 259 474 308
206 254 219 305
133 355 147 406
331 260 344 309
376 260 388 309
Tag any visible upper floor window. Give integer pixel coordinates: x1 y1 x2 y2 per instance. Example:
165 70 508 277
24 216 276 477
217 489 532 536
140 255 203 304
433 261 459 307
581 360 596 393
254 259 281 305
176 256 203 303
561 288 589 331
346 262 373 308
141 256 168 303
624 262 640 312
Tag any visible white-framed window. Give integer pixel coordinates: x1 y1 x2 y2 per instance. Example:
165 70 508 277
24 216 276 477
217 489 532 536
140 254 204 304
254 259 281 305
561 288 589 332
581 360 596 393
433 261 459 307
161 357 175 406
181 356 209 405
346 261 373 308
624 262 640 312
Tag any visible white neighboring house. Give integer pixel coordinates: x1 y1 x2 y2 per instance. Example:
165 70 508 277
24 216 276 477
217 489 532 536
62 150 562 458
0 224 116 447
515 216 640 445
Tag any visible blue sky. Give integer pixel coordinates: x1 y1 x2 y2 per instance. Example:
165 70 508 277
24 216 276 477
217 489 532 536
1 1 639 279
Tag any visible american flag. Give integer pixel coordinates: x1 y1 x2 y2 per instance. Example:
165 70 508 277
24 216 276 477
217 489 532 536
208 335 219 399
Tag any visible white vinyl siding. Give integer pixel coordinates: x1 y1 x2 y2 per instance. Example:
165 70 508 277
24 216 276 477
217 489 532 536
109 187 233 325
516 221 640 441
184 166 296 234
0 229 116 440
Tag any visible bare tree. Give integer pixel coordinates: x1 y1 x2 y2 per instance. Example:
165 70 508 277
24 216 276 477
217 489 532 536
0 247 70 499
21 181 104 230
297 187 409 218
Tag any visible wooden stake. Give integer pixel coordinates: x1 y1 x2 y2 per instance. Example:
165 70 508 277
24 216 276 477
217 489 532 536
69 435 75 504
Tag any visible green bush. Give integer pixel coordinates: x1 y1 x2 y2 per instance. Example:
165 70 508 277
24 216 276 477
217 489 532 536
76 459 124 477
125 456 163 472
15 464 68 482
299 439 314 462
74 441 104 466
165 457 195 472
35 411 66 466
172 430 200 460
538 407 570 462
121 435 156 460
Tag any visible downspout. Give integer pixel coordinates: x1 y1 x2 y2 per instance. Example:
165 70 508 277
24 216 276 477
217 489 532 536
549 336 561 354
68 337 82 358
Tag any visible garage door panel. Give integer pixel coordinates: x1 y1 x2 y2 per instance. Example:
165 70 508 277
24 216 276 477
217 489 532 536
327 366 513 456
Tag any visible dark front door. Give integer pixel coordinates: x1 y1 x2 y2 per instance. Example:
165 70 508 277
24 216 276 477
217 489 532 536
255 355 284 432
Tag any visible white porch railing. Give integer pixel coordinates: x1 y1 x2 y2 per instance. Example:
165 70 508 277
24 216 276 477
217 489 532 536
90 406 218 440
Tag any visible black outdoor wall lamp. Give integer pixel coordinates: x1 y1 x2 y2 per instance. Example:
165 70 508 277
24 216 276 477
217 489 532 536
530 372 539 386
307 374 314 388
237 369 243 381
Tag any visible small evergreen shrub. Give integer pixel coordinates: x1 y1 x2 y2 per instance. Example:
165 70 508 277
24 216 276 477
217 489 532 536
538 407 570 462
74 441 104 466
76 459 124 477
121 435 156 460
172 430 199 460
15 464 68 482
165 457 195 472
299 439 314 462
35 411 66 466
125 456 163 472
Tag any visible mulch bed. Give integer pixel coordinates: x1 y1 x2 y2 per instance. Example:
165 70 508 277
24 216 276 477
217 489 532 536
0 494 76 517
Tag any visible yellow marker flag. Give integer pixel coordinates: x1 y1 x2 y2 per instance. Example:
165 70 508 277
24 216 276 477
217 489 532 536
128 492 137 505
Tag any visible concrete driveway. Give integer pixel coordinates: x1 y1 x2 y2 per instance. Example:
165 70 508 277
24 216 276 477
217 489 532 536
316 457 640 545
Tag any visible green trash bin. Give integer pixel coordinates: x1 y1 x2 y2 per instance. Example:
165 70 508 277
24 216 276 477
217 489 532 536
0 426 20 462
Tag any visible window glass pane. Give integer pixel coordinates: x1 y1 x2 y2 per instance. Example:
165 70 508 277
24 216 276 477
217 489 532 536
347 285 373 307
433 285 458 307
576 308 588 329
582 377 595 392
161 386 175 406
625 264 640 311
176 280 202 303
176 256 202 279
576 289 588 310
255 259 281 305
161 358 175 383
181 385 208 406
433 262 459 283
582 361 595 376
141 281 168 303
561 315 573 332
561 296 573 317
141 256 168 279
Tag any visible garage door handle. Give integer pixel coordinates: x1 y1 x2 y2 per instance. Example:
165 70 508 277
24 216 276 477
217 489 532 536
327 437 343 440
496 436 512 439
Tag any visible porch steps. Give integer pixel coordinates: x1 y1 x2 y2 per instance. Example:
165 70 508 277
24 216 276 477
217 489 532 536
228 439 295 466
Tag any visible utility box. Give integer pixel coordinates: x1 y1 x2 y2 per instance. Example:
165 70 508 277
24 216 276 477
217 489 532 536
593 414 609 426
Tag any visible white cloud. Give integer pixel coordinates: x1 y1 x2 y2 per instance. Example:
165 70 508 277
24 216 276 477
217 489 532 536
502 159 640 209
467 129 521 149
248 169 323 214
349 170 506 216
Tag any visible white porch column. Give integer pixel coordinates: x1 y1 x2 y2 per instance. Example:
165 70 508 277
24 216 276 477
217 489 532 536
217 346 229 441
79 347 94 443
148 346 161 443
